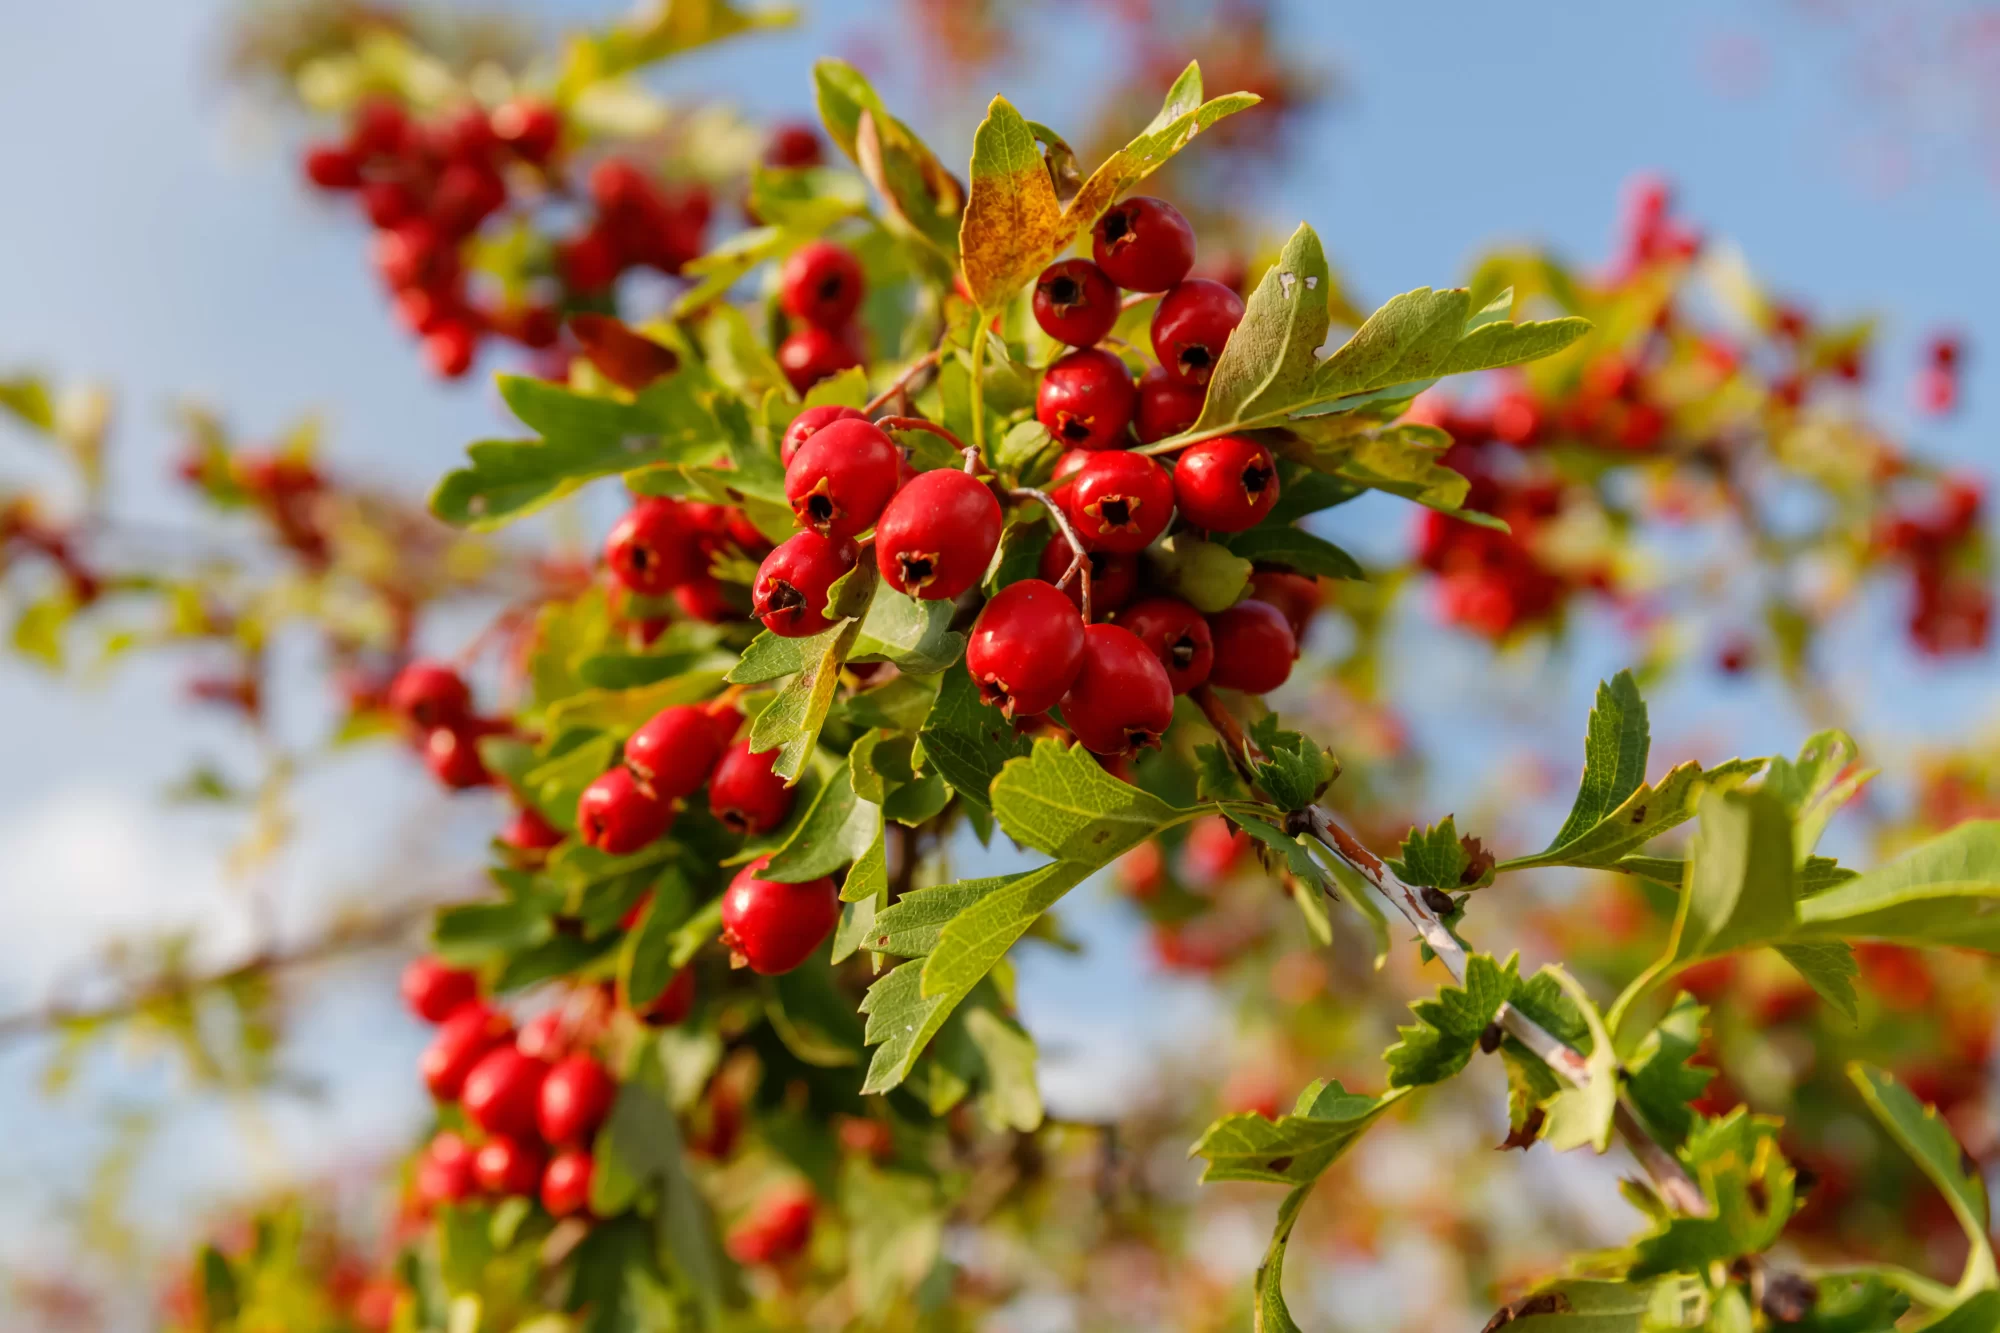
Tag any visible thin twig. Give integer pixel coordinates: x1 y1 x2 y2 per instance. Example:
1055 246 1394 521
1008 487 1092 623
1189 686 1710 1217
864 349 942 416
875 415 967 457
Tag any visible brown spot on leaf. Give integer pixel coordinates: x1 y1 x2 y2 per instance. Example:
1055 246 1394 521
1459 835 1495 885
1481 1291 1572 1331
1498 1107 1546 1151
1265 1156 1293 1174
1629 804 1649 824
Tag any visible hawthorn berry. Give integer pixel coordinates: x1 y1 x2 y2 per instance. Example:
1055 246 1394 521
1067 450 1175 554
965 579 1086 718
501 806 564 858
362 179 418 229
720 857 839 975
303 144 362 191
638 966 697 1026
1037 347 1138 451
605 497 700 596
373 219 449 290
387 661 472 731
1135 364 1206 443
401 956 479 1024
424 726 493 789
1173 435 1280 532
709 740 794 835
1039 530 1139 615
1116 597 1215 694
780 404 867 467
1033 259 1121 347
559 225 621 291
350 98 411 160
424 321 477 380
490 98 561 163
1092 196 1196 293
460 1046 551 1140
415 1132 477 1208
1206 599 1297 694
624 704 727 801
538 1054 616 1146
874 468 1004 600
515 1009 570 1062
753 531 856 636
765 121 824 168
473 1136 547 1197
1249 568 1322 641
541 1150 595 1218
727 1185 817 1264
1152 280 1245 388
784 418 902 540
1058 622 1175 756
780 240 865 329
421 1004 513 1101
577 767 675 855
777 325 863 393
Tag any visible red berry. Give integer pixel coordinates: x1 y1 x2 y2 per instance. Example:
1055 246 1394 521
777 326 864 393
491 98 561 163
349 98 411 160
421 1004 513 1101
1058 623 1174 756
395 284 459 337
401 957 479 1024
1067 451 1175 553
559 225 622 292
473 1135 547 1197
415 1132 477 1207
1050 448 1093 489
538 1054 617 1146
781 404 867 467
541 1150 595 1217
781 240 865 329
638 966 697 1025
1116 597 1214 694
874 469 1003 600
388 661 472 730
1092 196 1196 293
765 122 823 168
753 531 857 636
625 704 727 800
577 767 676 855
1033 259 1121 347
362 180 419 229
606 497 701 595
502 806 564 855
303 143 361 190
373 219 447 290
440 106 500 162
461 1046 551 1140
726 1185 817 1264
674 575 737 623
424 321 478 380
720 857 839 975
425 726 493 789
1037 347 1138 451
1249 569 1322 641
966 579 1086 718
515 1010 569 1062
1207 600 1297 694
431 160 507 238
1135 364 1206 443
784 418 902 540
1173 436 1279 532
1039 531 1139 615
1152 280 1245 388
709 740 794 835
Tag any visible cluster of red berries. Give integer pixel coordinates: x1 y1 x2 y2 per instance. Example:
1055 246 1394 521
1915 332 1966 418
1606 173 1702 282
0 500 101 608
554 158 713 298
385 659 504 790
1875 475 1991 656
401 957 614 1220
773 239 868 394
600 492 770 628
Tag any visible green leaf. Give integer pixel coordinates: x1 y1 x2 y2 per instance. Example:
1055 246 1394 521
957 65 1258 310
990 737 1190 862
198 1246 240 1321
729 624 843 685
560 0 795 92
1763 730 1874 860
1922 1290 2000 1332
0 375 56 432
814 60 962 260
963 1007 1043 1132
1539 966 1619 1154
1254 1184 1309 1333
1218 524 1363 581
1246 716 1339 812
842 1159 944 1319
850 584 966 674
917 662 1031 815
1627 1109 1797 1280
1501 758 1767 873
1236 816 1388 961
1775 939 1859 1020
1849 1062 1996 1295
1668 789 1797 968
1622 993 1710 1152
1549 672 1651 853
1387 816 1472 891
1793 821 2000 950
1191 1078 1406 1186
767 951 865 1067
1155 227 1589 449
1485 1277 1707 1331
620 872 693 1008
918 859 1092 1003
761 767 881 883
839 825 889 906
747 613 868 782
868 876 1008 957
1382 953 1520 1088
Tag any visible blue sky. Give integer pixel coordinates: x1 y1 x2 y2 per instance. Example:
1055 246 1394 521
1 0 1996 1314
